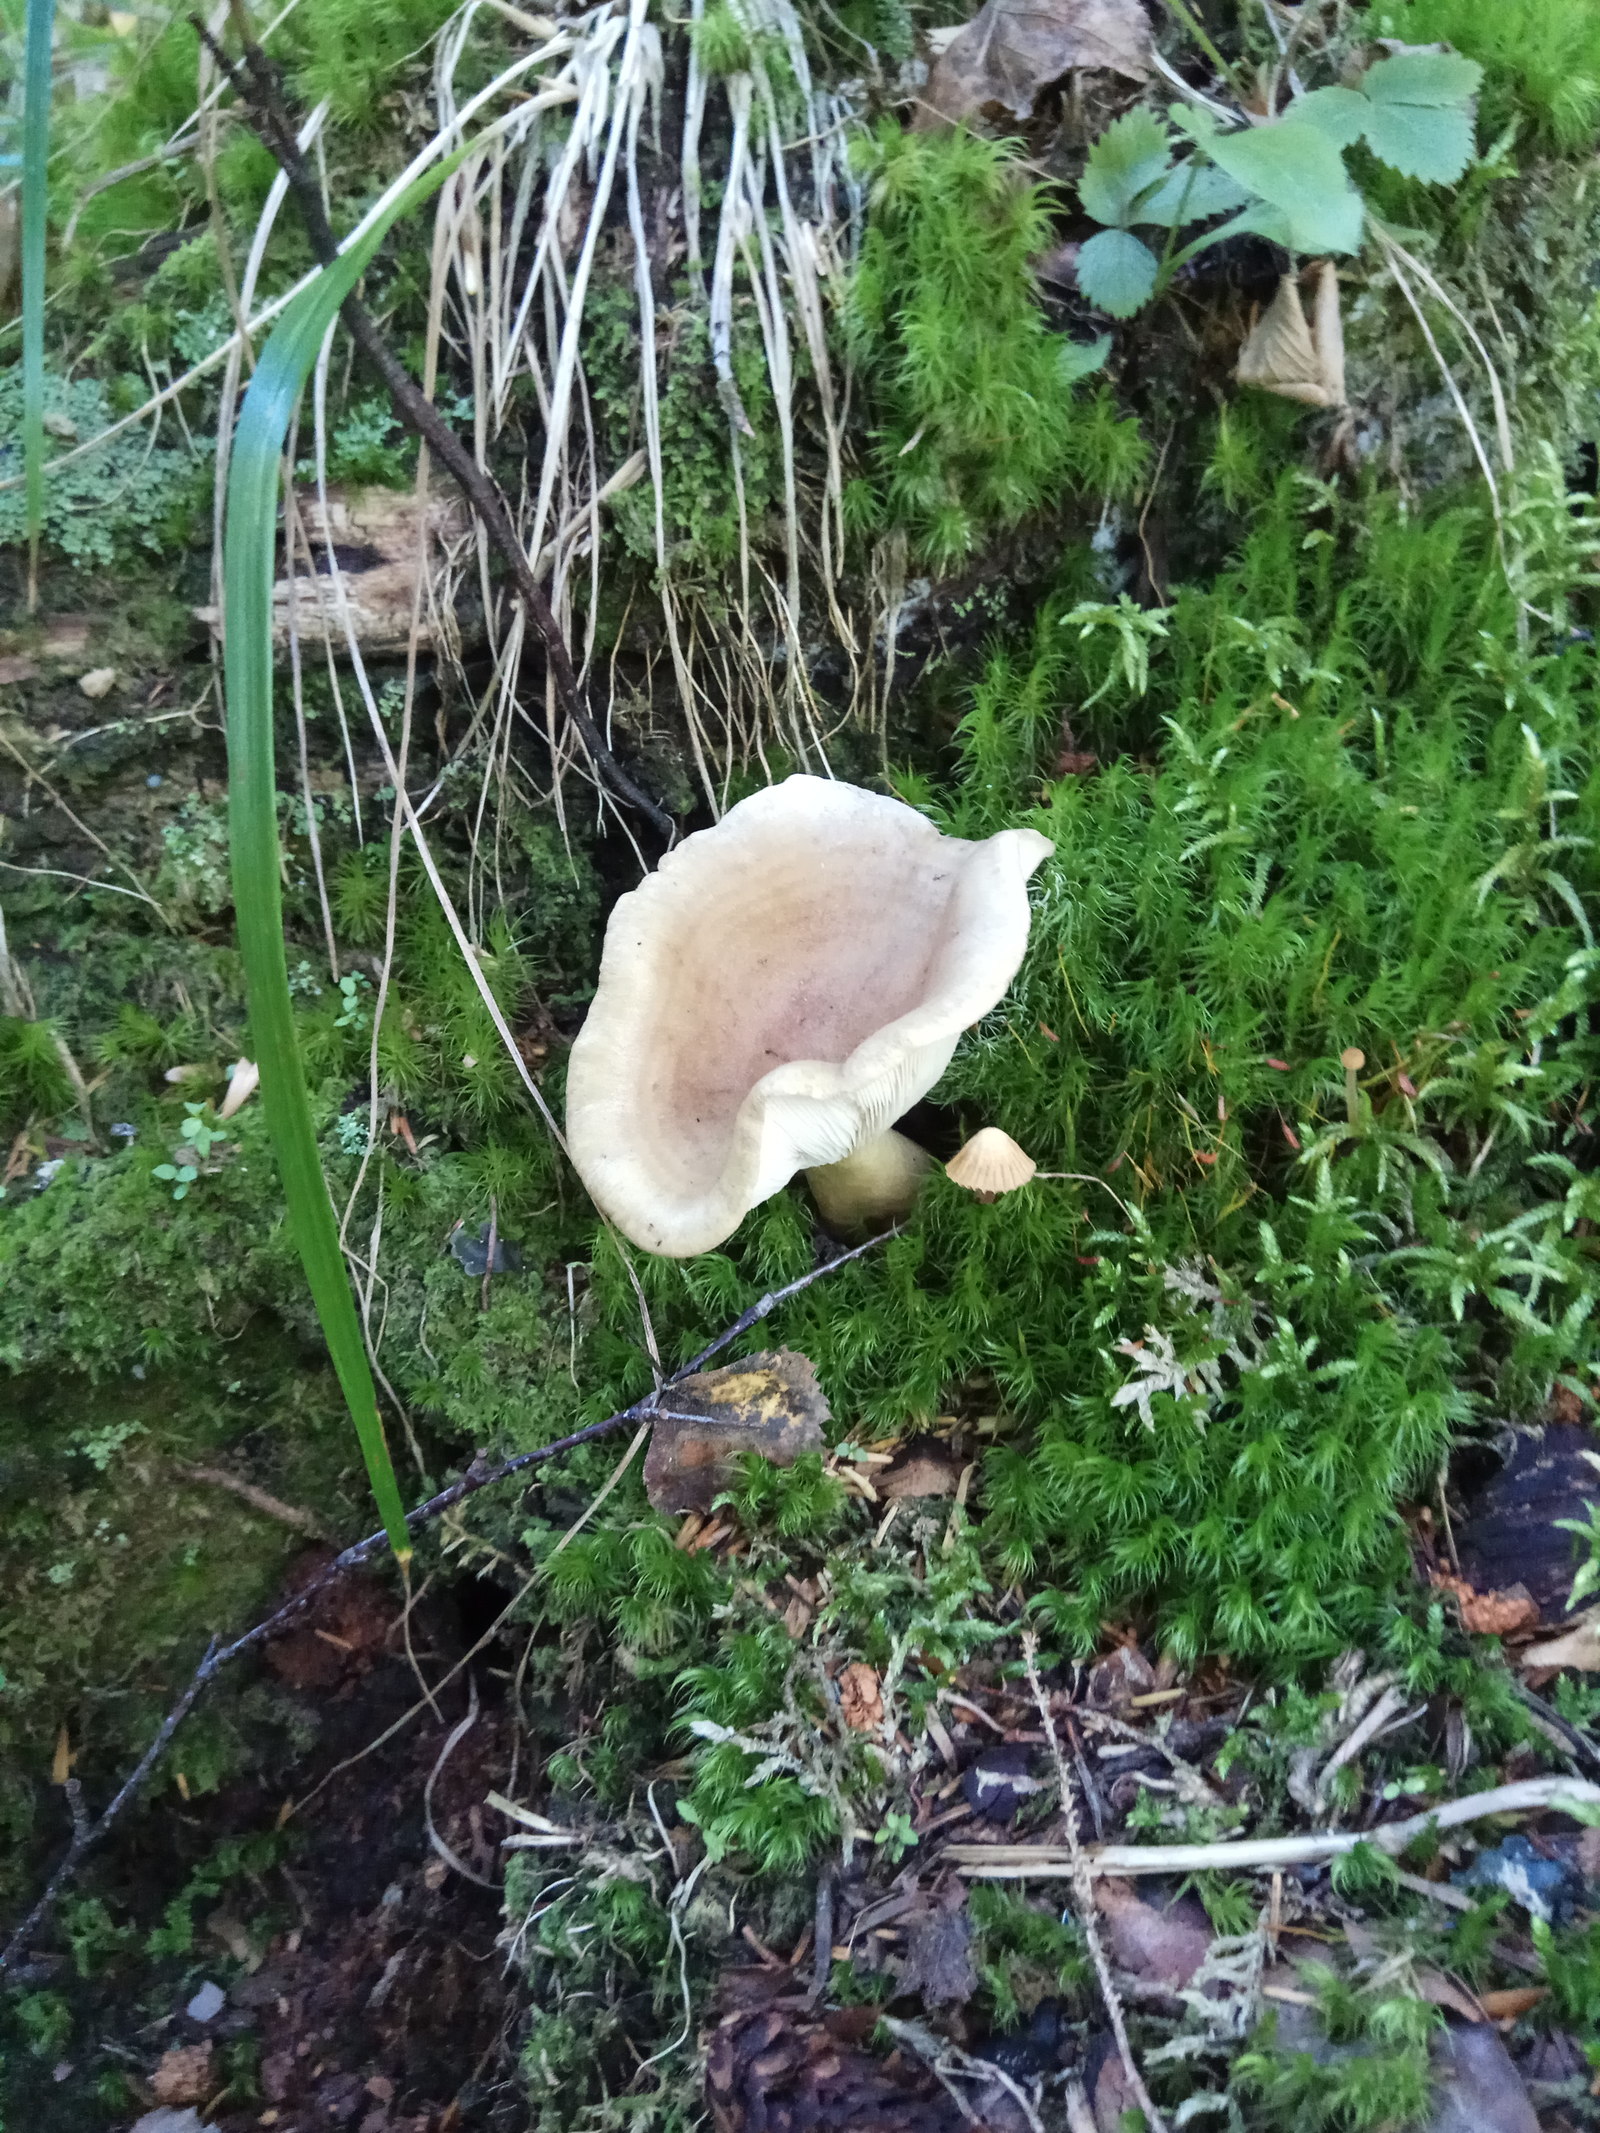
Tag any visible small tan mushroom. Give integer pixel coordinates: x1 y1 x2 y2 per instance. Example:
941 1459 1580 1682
565 777 1053 1255
945 1127 1037 1201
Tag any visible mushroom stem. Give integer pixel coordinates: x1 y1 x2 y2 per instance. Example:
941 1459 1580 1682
805 1129 933 1234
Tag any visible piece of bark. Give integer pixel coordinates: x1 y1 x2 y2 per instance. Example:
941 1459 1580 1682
1455 1424 1600 1619
643 1349 829 1514
195 485 470 658
896 1899 977 2008
919 0 1151 130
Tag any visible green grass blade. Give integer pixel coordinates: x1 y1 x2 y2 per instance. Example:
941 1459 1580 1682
21 0 55 607
223 159 461 1558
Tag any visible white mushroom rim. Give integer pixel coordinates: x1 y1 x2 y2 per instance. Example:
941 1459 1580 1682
565 776 1054 1256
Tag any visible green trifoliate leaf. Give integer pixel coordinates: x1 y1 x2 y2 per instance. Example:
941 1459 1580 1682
1200 115 1365 254
1359 50 1483 182
1134 159 1251 227
1079 108 1172 228
1075 227 1159 317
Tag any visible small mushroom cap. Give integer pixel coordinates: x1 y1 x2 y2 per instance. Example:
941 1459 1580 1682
944 1127 1037 1198
566 777 1053 1255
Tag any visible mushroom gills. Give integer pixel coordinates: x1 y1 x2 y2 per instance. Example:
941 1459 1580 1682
805 1129 934 1234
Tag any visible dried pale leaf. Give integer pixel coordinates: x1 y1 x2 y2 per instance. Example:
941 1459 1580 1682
919 0 1151 130
1520 1611 1600 1672
1237 275 1334 407
1093 1876 1213 1990
217 1057 260 1120
76 666 117 699
1310 260 1346 409
642 1349 830 1513
838 1659 884 1733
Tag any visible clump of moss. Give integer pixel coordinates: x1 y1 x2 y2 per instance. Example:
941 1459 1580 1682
843 124 1146 570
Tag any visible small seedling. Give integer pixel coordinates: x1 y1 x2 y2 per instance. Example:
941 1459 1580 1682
152 1103 222 1200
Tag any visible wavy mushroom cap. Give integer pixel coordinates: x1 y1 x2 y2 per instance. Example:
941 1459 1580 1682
566 777 1053 1256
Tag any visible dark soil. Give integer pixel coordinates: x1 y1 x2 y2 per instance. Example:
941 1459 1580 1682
4 1555 525 2133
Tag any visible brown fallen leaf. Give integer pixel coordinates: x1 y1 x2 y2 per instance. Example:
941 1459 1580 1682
642 1349 830 1514
918 0 1150 131
706 1969 1005 2133
879 1444 963 1500
1519 1610 1600 1672
1477 1986 1548 2021
0 654 39 685
150 2042 215 2106
1093 1877 1212 1992
838 1660 884 1734
1431 1572 1540 1637
1413 1964 1485 2023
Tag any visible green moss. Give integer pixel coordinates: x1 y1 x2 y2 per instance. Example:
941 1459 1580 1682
0 1327 360 1892
844 125 1145 569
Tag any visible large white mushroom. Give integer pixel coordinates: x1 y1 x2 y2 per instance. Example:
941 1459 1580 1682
565 776 1053 1256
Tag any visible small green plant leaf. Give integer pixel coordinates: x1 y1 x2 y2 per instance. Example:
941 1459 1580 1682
1134 159 1250 227
1291 84 1371 147
1075 228 1160 318
1058 333 1112 383
1191 113 1365 254
1078 108 1172 227
1359 50 1482 182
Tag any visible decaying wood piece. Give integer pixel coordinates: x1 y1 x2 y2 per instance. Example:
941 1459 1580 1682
1236 263 1346 410
642 1349 830 1513
919 0 1152 130
195 485 470 657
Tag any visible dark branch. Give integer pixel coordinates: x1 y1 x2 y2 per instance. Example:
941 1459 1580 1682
0 1227 895 1975
194 20 674 842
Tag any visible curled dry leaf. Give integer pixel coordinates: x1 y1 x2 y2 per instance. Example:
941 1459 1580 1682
642 1349 830 1514
217 1057 260 1120
918 0 1151 132
838 1660 885 1733
1237 263 1346 410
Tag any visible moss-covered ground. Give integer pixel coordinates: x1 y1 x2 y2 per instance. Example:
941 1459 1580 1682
7 0 1600 2125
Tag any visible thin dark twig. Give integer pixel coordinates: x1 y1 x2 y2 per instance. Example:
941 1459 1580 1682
191 19 673 841
0 1230 895 1975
